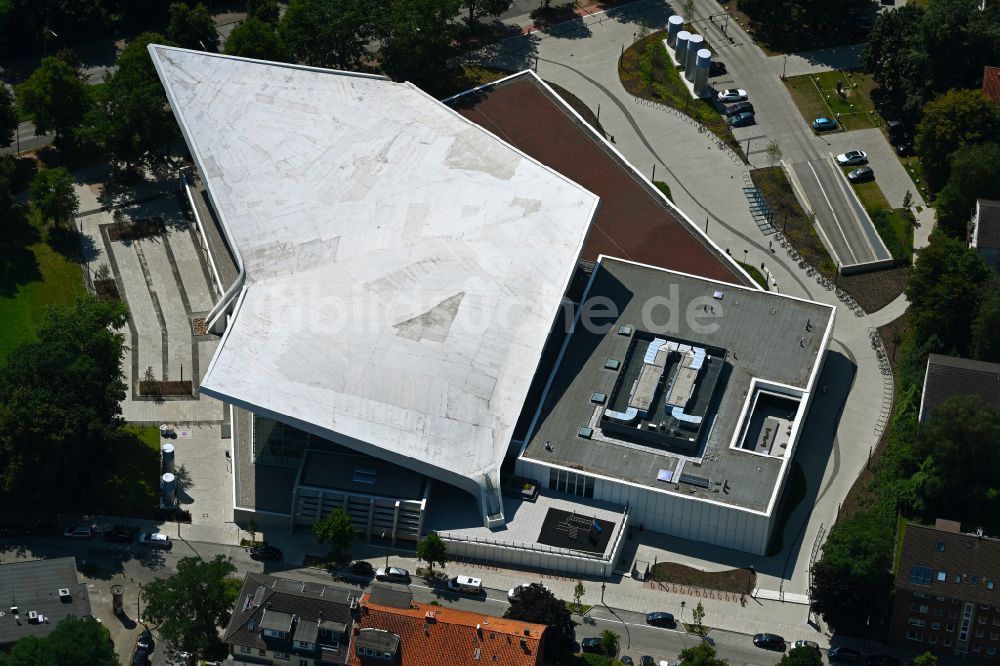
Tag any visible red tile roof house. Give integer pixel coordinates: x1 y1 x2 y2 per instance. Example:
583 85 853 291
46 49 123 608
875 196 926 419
890 520 1000 660
348 590 547 666
983 66 1000 107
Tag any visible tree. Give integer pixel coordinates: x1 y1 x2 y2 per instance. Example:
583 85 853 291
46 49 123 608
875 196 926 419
312 507 358 559
765 140 782 167
462 0 512 26
14 56 91 143
911 397 1000 529
82 32 180 170
0 156 14 219
934 142 1000 238
0 85 16 148
378 0 463 87
779 647 824 666
676 642 729 666
505 584 575 659
0 296 128 507
905 234 990 354
971 277 1000 363
224 17 287 60
415 532 448 573
247 0 281 24
573 580 585 605
279 0 377 70
599 629 620 657
809 510 893 634
141 555 238 654
860 4 928 121
915 90 1000 193
691 600 705 635
0 615 118 666
914 652 937 666
167 2 219 51
29 167 78 226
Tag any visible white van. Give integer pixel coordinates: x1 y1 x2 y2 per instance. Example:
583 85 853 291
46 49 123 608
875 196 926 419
447 575 484 595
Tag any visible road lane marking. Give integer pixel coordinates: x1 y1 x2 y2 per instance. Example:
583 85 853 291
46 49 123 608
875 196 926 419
806 161 859 264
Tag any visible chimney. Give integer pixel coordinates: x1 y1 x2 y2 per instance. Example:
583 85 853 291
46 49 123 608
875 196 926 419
476 624 483 638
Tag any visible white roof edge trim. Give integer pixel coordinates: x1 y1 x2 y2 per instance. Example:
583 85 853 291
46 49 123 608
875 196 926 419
445 69 756 289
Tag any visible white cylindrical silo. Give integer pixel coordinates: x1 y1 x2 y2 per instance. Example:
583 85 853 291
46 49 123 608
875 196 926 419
161 443 175 474
694 49 712 96
685 35 704 81
667 15 685 46
162 472 176 505
674 31 691 65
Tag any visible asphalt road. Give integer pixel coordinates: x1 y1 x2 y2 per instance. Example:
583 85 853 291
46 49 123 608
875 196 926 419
789 158 889 267
1 535 811 666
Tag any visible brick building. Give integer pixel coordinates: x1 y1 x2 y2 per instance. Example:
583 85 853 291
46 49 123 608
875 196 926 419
348 587 547 666
891 520 1000 660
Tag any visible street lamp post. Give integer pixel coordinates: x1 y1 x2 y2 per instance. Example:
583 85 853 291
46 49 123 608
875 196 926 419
743 249 748 265
601 565 607 605
381 530 389 568
782 55 788 80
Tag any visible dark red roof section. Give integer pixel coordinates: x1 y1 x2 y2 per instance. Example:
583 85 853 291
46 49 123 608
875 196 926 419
450 75 746 285
983 66 1000 106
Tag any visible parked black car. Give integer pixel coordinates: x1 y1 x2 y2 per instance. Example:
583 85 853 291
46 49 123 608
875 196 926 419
104 526 134 543
350 561 376 577
829 647 862 663
645 611 677 628
249 545 283 561
753 633 787 651
724 101 755 117
136 628 154 654
581 637 603 654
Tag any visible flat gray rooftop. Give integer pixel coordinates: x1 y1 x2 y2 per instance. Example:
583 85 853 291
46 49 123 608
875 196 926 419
0 558 91 646
522 258 833 513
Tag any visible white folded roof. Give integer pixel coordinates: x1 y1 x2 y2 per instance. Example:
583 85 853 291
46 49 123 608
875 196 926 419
150 46 598 489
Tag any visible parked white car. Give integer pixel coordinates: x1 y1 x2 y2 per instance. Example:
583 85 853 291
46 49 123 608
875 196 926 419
139 532 171 549
836 150 868 166
717 88 748 102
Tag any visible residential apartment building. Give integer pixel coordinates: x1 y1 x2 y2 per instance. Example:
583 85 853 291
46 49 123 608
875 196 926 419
348 587 547 666
224 573 357 665
891 520 1000 660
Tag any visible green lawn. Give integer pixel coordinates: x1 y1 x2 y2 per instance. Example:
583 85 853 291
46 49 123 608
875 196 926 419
0 208 86 362
784 70 881 131
93 425 162 516
738 261 769 290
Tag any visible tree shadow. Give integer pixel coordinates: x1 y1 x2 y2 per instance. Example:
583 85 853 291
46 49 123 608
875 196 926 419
0 210 42 297
46 224 87 261
173 464 195 506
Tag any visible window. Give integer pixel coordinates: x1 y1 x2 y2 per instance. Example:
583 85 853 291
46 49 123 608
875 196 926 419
909 618 927 627
910 566 933 586
938 570 947 582
906 631 923 642
972 575 979 585
982 604 991 610
976 630 985 638
944 638 952 647
979 616 988 624
259 649 267 656
947 624 956 632
937 541 945 552
549 468 557 490
988 580 995 590
955 574 962 584
584 476 595 499
911 604 928 613
932 623 940 630
274 653 289 661
240 646 251 654
936 596 945 602
994 631 1000 640
973 644 982 653
929 636 938 645
994 617 1000 626
352 466 376 484
949 611 958 619
933 608 943 616
989 647 997 657
300 661 309 666
913 591 929 599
